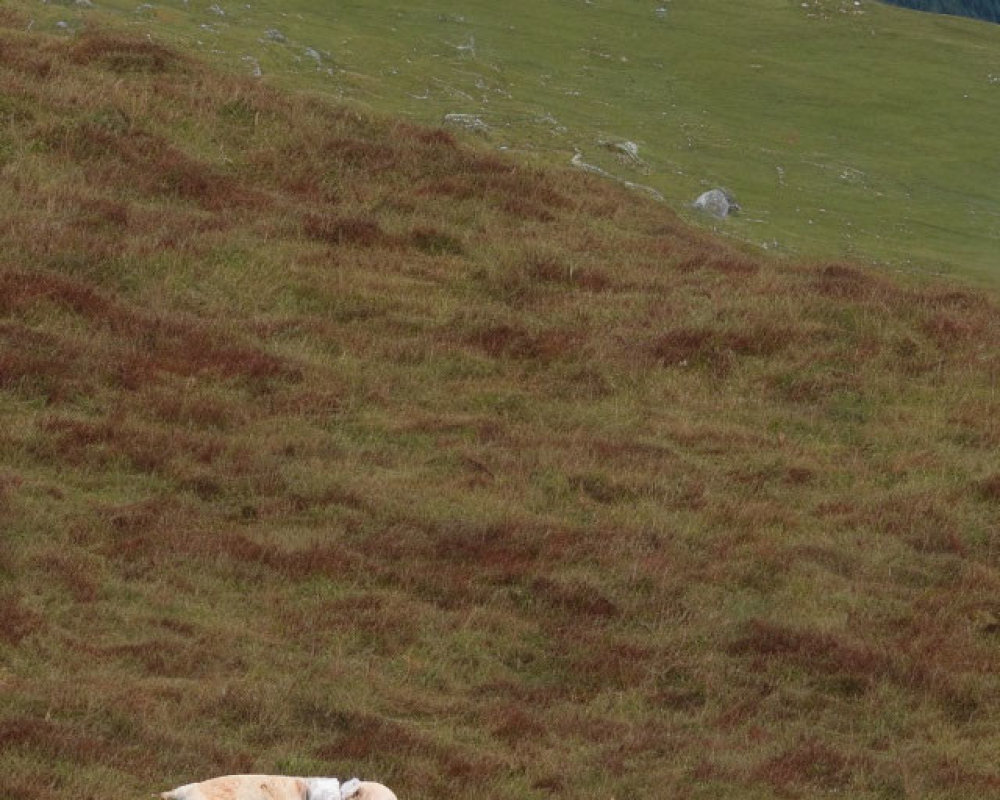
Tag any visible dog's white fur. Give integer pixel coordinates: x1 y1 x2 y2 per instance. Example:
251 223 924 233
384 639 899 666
161 776 398 800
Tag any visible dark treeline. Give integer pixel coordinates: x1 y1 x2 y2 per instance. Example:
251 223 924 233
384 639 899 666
880 0 1000 22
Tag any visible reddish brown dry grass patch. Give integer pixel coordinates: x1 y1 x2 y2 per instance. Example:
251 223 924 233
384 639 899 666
36 414 225 475
0 269 110 317
0 7 29 28
0 321 85 400
728 620 889 691
393 122 457 149
861 491 965 555
932 757 1000 791
649 322 794 372
978 473 1000 502
33 551 100 603
921 310 984 349
674 250 760 278
138 385 241 430
408 226 465 256
756 738 856 792
0 593 43 644
427 520 545 585
313 712 423 762
467 323 581 362
727 616 992 723
0 471 24 510
522 250 613 292
0 38 55 78
530 576 620 619
311 710 503 791
811 262 897 302
43 122 257 210
100 496 194 536
70 32 182 74
303 213 386 247
419 154 570 221
488 703 547 747
325 136 401 172
0 716 106 759
98 506 359 581
0 269 297 389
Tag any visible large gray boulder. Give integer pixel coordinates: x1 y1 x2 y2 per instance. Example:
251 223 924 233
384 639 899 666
693 188 740 219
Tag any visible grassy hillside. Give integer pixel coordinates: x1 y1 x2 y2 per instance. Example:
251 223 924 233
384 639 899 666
1 9 1000 800
18 0 1000 284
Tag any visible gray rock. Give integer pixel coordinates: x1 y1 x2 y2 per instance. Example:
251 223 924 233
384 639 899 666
601 139 640 162
693 188 740 219
264 27 286 42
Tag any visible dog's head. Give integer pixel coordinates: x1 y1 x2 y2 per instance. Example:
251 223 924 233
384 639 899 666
353 783 399 800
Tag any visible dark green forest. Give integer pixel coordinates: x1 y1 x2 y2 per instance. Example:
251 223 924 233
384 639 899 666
880 0 1000 22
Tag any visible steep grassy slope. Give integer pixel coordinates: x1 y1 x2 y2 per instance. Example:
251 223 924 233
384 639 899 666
1 13 1000 800
20 0 1000 283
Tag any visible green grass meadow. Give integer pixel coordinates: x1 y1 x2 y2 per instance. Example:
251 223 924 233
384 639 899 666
0 3 999 800
25 0 1000 283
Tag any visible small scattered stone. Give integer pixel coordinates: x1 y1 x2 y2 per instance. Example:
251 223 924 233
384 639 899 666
443 113 489 133
242 55 262 77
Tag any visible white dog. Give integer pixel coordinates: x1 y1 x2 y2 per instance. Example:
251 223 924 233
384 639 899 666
161 775 398 800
